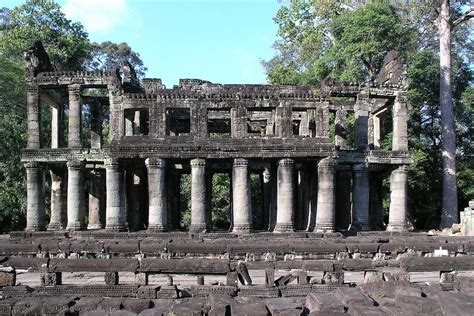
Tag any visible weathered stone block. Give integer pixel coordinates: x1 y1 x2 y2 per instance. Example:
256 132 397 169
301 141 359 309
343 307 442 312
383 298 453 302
156 285 178 299
0 270 16 286
349 304 385 316
395 295 440 313
70 297 102 313
40 271 61 286
135 272 148 285
305 293 344 313
137 286 159 299
104 271 119 285
122 298 151 314
323 271 344 285
335 286 373 307
231 302 268 316
364 271 384 283
97 297 123 311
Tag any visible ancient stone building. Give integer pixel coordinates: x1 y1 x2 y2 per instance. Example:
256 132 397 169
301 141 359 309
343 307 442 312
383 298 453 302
21 43 411 233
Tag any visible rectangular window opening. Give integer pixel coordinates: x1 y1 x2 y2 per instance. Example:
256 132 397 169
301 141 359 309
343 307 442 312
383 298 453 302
124 108 149 136
166 108 190 136
208 109 231 138
247 108 275 136
292 109 314 137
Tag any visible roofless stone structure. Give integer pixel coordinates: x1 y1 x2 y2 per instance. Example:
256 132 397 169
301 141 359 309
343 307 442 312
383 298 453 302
21 41 411 234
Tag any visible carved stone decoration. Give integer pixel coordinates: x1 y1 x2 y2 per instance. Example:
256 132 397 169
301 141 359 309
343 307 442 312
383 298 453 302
24 40 53 77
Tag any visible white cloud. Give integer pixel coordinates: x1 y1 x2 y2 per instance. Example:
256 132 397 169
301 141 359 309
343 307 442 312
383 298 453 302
62 0 128 34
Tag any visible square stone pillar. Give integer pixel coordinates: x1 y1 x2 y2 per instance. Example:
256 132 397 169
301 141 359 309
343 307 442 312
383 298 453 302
88 169 105 230
372 114 381 149
66 160 85 230
51 106 64 148
355 93 370 150
48 166 67 230
105 159 127 231
350 164 370 231
315 105 330 139
387 165 409 232
275 103 292 138
68 84 82 148
335 109 348 149
146 158 168 232
232 158 252 233
231 106 247 138
392 92 408 151
25 162 45 231
26 85 41 149
275 158 295 232
190 158 208 233
315 157 336 232
90 101 102 148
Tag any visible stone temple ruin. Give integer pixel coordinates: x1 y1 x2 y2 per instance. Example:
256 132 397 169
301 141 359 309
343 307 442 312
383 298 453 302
22 42 411 234
0 41 473 315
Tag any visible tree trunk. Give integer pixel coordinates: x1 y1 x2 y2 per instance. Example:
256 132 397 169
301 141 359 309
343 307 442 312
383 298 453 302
439 0 458 228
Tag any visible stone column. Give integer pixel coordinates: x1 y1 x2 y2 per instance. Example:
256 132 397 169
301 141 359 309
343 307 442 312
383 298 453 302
68 84 82 148
190 158 208 233
335 109 347 149
232 158 252 233
262 168 272 230
392 92 408 151
133 110 141 135
88 170 105 229
25 162 45 231
66 160 85 230
373 115 381 149
351 164 370 231
90 101 102 148
48 167 67 230
105 159 127 231
26 85 41 149
387 166 409 231
315 157 336 232
355 93 370 150
51 106 64 148
147 158 167 231
275 158 295 232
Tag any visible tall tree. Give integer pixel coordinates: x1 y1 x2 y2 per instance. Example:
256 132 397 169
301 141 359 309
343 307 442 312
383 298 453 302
438 1 473 228
0 0 90 70
84 41 148 78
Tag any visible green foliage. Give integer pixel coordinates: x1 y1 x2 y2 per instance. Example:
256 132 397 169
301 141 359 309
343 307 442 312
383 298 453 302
264 1 414 83
0 0 90 70
211 173 231 230
85 41 148 78
0 59 27 232
265 0 473 228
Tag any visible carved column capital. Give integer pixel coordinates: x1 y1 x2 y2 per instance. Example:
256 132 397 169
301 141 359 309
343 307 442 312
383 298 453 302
191 158 206 168
146 158 166 169
66 160 84 170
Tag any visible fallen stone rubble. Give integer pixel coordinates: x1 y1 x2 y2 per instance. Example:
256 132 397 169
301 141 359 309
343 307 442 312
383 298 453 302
0 232 473 315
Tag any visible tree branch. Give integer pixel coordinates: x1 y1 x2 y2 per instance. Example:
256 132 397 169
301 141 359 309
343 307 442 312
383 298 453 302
452 8 474 28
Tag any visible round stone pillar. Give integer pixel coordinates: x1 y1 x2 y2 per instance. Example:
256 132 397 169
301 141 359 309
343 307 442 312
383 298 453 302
68 84 82 148
190 158 208 233
275 158 295 232
66 160 85 230
387 165 409 232
232 158 252 233
48 167 67 230
315 157 336 232
105 159 127 231
351 164 370 231
25 162 45 231
146 158 167 232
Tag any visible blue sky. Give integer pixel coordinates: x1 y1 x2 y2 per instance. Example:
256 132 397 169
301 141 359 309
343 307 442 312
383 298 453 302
4 0 282 87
